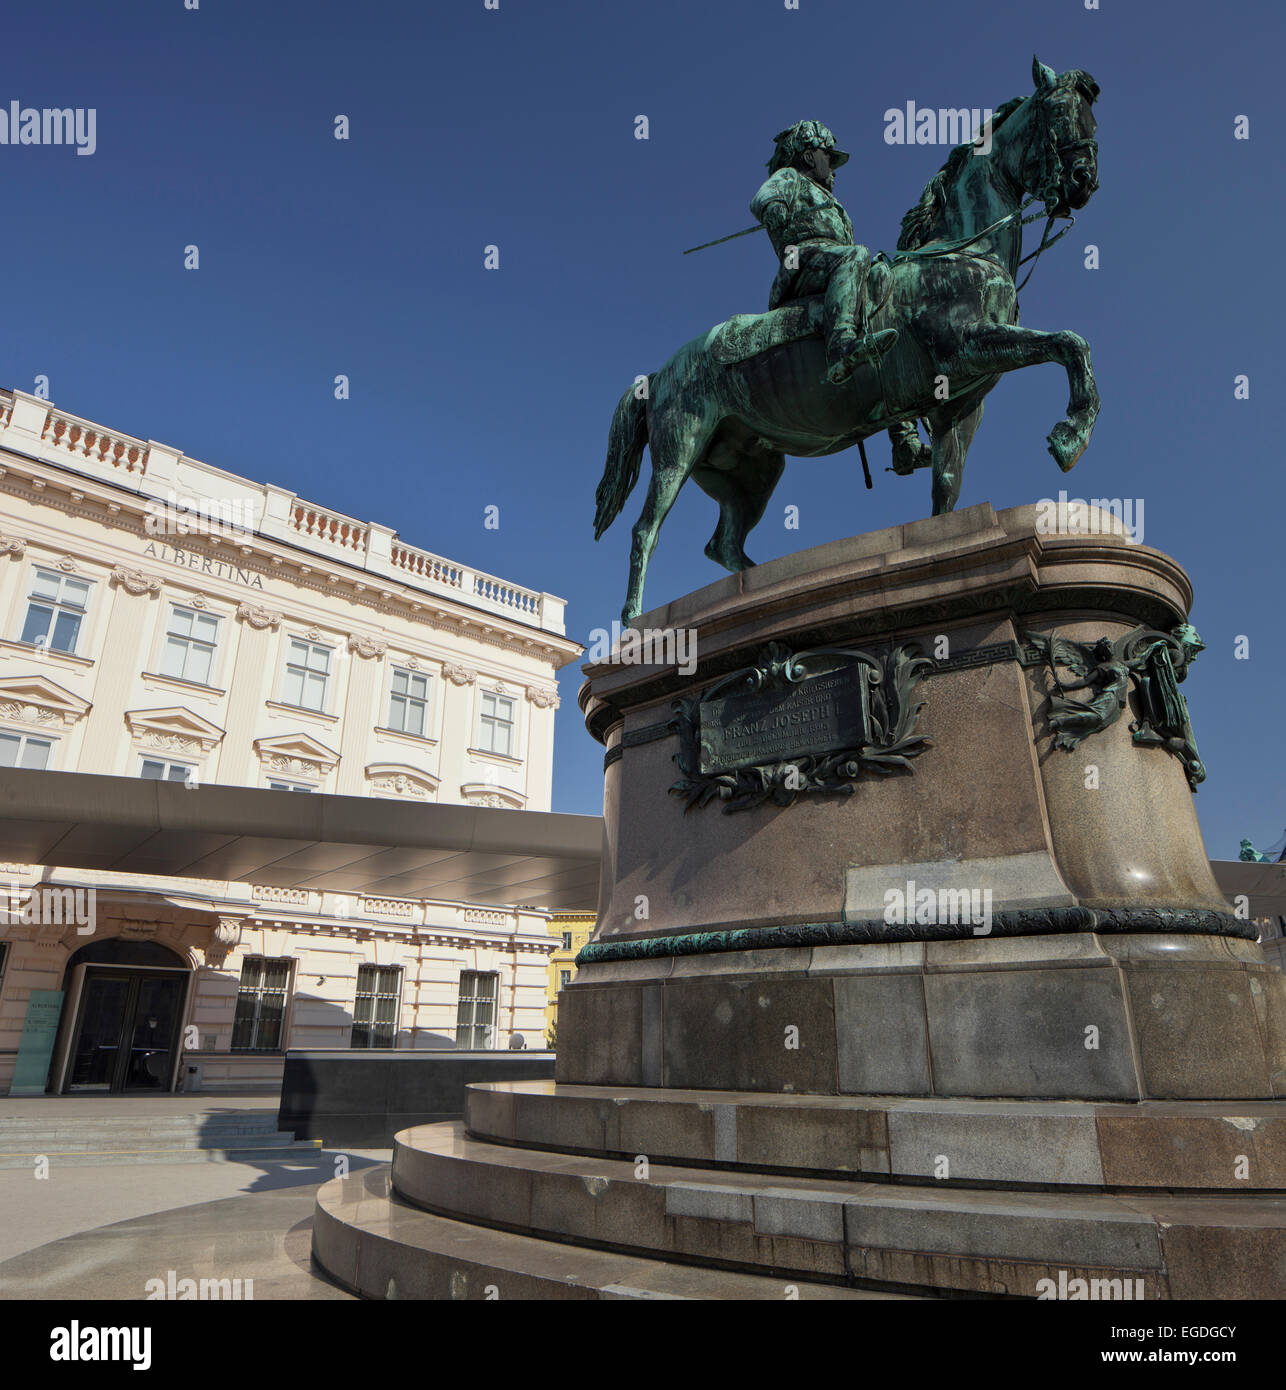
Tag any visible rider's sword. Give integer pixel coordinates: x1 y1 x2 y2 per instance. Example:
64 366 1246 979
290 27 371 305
683 224 763 255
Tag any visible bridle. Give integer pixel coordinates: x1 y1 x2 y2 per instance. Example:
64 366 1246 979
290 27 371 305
1017 88 1098 289
888 87 1097 293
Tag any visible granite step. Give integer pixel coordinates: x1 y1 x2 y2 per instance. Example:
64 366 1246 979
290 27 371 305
0 1109 296 1156
390 1121 1286 1297
0 1111 283 1134
464 1080 1286 1191
0 1127 298 1150
0 1138 324 1168
313 1165 917 1300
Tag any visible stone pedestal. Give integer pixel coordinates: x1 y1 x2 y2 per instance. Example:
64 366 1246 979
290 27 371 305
563 501 1285 1103
313 505 1286 1300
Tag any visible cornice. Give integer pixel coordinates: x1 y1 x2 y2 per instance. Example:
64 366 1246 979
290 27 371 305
0 459 579 664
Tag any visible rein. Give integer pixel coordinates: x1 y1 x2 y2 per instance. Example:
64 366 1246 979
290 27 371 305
889 90 1088 292
885 198 1073 296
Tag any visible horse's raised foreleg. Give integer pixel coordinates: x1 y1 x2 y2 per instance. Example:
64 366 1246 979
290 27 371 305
927 401 984 514
622 411 711 626
953 323 1099 473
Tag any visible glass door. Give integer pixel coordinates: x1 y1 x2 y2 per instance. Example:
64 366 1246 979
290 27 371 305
66 969 186 1092
67 972 132 1090
122 974 185 1091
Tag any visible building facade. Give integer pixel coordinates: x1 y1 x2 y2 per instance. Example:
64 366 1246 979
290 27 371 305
0 389 581 1094
545 911 596 1048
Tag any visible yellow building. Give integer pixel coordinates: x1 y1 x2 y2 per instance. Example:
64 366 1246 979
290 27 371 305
545 912 595 1047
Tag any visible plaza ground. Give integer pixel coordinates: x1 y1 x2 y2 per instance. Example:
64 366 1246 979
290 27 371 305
0 1093 386 1299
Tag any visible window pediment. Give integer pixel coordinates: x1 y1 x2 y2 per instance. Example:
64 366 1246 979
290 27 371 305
254 731 340 776
0 674 91 728
366 762 439 800
460 781 526 810
125 705 226 753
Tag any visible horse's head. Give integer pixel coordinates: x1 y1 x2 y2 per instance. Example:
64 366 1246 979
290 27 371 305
897 58 1100 253
1025 56 1100 218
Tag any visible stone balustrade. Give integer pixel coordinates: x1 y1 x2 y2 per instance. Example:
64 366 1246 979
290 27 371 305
289 502 367 553
40 403 148 475
0 388 566 634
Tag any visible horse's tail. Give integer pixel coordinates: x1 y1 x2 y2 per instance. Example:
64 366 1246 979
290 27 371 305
594 379 650 539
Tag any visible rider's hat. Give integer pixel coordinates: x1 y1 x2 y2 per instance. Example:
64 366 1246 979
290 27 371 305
767 120 849 174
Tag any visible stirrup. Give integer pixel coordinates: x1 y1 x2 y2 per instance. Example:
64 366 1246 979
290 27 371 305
826 329 897 385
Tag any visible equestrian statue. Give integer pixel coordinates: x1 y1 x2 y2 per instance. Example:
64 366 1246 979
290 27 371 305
594 57 1100 625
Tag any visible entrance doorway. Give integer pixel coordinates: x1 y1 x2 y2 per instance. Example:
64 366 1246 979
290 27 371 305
61 940 189 1093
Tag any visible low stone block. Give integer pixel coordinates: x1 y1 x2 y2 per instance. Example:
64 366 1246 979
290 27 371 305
737 1101 890 1174
924 965 1139 1099
1125 967 1273 1099
887 1109 1103 1186
835 973 931 1095
661 977 837 1093
556 985 643 1087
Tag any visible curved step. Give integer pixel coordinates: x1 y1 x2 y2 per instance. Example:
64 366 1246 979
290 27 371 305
465 1080 1286 1192
312 1166 911 1300
392 1121 1286 1298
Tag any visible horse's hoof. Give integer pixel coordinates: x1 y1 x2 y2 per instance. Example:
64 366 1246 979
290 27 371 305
1047 422 1086 473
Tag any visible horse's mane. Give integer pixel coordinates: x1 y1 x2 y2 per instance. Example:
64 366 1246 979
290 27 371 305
896 96 1025 251
895 71 1098 252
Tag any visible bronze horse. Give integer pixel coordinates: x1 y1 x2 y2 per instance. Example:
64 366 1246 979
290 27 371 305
595 58 1100 625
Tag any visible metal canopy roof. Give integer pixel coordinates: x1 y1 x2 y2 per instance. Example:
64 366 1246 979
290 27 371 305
0 768 602 911
0 766 1278 929
1210 858 1286 923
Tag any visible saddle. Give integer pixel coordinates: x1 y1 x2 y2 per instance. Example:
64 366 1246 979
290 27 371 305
709 260 894 366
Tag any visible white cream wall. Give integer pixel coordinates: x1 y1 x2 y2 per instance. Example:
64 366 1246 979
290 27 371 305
0 398 577 1079
0 479 565 808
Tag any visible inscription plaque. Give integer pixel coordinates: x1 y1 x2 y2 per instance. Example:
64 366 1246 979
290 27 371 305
670 641 934 813
699 664 871 774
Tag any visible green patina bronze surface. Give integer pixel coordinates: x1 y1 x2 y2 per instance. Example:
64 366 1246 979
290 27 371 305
595 58 1101 625
1028 623 1206 790
576 907 1254 966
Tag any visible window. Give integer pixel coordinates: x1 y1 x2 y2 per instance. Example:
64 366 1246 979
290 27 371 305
561 931 573 950
0 942 8 993
268 779 314 793
282 638 331 712
0 732 52 770
455 970 498 1050
20 569 90 654
140 756 196 785
351 964 402 1049
477 691 516 756
161 605 220 684
231 957 292 1051
559 969 572 990
387 668 430 736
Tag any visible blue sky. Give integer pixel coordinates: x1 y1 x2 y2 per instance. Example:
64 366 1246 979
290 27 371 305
0 0 1282 855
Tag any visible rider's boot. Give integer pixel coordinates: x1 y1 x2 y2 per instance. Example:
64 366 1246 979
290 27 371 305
824 252 897 385
888 418 930 474
826 328 898 384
